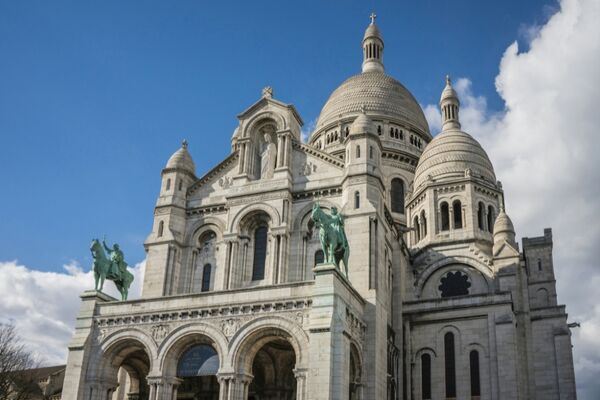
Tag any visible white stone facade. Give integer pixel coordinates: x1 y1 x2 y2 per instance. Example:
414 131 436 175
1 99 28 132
62 17 577 400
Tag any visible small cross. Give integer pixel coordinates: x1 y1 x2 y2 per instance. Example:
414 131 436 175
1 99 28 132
182 139 188 149
370 12 377 25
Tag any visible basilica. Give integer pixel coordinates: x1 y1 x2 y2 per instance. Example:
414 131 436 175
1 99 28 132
62 17 577 400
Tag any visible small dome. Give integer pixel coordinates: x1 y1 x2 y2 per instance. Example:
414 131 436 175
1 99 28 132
440 75 459 104
493 209 516 246
364 23 382 41
166 140 195 174
413 129 496 190
313 72 431 138
350 109 375 134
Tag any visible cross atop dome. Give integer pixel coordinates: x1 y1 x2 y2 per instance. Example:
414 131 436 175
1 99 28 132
370 12 377 25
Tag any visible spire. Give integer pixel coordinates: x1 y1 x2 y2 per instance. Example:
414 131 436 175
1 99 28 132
362 13 384 73
439 75 461 131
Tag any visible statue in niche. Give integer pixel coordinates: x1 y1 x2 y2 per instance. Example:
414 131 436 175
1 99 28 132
261 133 277 179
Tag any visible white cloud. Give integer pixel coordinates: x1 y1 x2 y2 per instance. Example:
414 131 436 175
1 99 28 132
0 260 145 366
424 0 600 397
301 118 317 143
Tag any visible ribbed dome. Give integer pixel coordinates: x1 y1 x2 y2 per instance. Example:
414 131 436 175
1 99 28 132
313 71 431 138
166 141 195 174
413 129 495 190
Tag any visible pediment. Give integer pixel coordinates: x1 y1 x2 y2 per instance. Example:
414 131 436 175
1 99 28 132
291 142 345 182
493 240 520 258
187 153 239 202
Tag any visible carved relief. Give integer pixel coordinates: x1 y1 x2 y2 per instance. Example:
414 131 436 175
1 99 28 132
220 318 241 338
219 176 233 189
299 162 317 176
151 324 170 342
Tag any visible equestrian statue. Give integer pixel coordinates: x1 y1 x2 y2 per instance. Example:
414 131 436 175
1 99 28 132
90 237 134 300
311 203 350 277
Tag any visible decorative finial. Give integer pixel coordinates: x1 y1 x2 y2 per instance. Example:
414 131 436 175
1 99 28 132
370 12 377 25
182 139 188 149
262 86 273 98
446 75 451 85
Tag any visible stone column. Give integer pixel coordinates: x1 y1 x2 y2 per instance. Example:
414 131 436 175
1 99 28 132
269 233 280 284
223 241 232 290
238 142 246 174
294 368 308 400
146 377 163 400
277 234 288 283
229 240 240 288
276 134 284 168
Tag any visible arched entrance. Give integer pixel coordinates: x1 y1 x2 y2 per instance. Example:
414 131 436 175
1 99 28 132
96 338 152 400
176 344 220 400
248 338 296 400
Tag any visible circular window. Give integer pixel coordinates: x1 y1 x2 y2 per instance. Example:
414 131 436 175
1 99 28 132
438 271 471 297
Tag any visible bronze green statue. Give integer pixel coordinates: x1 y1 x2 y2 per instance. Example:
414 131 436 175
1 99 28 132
311 203 350 276
90 237 134 300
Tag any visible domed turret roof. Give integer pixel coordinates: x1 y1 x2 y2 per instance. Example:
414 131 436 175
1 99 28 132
493 210 515 236
493 209 517 248
349 109 376 134
413 129 496 190
314 72 431 137
166 140 195 174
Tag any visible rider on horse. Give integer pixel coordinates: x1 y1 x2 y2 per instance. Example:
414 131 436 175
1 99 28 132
103 239 127 278
330 207 348 248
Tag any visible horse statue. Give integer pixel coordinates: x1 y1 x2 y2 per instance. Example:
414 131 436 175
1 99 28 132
90 238 134 300
311 203 350 276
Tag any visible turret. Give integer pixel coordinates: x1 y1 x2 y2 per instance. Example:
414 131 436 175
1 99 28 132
440 76 461 131
362 13 384 73
143 140 196 297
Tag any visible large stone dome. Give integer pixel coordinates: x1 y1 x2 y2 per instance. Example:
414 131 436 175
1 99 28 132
313 71 431 138
413 129 496 190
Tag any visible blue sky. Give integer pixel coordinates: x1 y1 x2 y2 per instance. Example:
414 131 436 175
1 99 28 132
0 0 555 270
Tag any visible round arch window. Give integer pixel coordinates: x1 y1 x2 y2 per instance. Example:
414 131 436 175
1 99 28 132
177 345 219 377
438 271 471 297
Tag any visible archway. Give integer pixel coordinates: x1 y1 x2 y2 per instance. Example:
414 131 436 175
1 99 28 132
248 338 296 400
98 338 152 400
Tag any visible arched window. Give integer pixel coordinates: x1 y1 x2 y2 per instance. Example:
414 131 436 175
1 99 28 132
354 191 360 209
453 200 463 229
178 344 219 377
421 210 427 237
252 226 268 281
377 125 381 135
178 179 183 191
370 146 374 159
536 288 549 307
157 221 164 237
414 216 421 243
356 145 361 158
439 271 471 297
487 205 495 233
165 178 171 191
477 202 485 230
470 350 481 398
391 178 405 213
441 202 450 231
537 259 542 271
444 332 456 399
421 354 431 400
201 264 212 292
314 249 324 267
